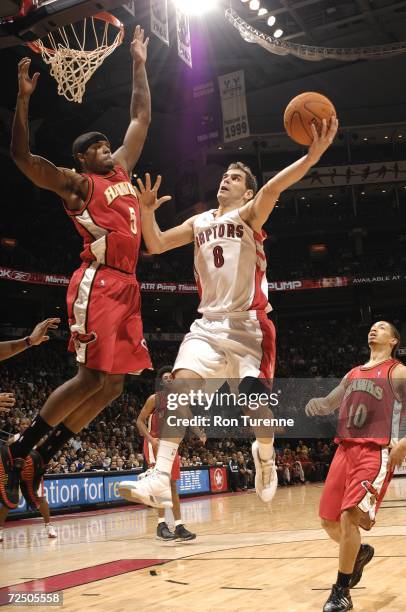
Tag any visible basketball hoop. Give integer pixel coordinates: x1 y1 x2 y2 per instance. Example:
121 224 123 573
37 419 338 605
27 11 124 103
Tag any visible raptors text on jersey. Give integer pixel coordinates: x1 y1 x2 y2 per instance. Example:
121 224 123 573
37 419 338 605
193 209 272 314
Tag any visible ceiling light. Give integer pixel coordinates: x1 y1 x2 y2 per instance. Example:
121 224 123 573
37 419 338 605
249 0 260 10
238 146 243 150
361 191 365 195
174 0 217 16
258 8 268 16
218 146 223 150
399 134 403 138
384 136 389 139
274 28 284 38
382 189 386 193
363 137 368 141
267 15 276 27
328 194 333 198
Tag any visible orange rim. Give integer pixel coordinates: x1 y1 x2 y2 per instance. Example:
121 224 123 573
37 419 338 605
27 11 124 55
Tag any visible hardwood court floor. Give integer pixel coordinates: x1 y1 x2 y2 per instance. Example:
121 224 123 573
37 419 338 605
1 479 405 611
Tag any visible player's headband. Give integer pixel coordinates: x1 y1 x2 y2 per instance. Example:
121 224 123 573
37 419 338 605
72 132 110 157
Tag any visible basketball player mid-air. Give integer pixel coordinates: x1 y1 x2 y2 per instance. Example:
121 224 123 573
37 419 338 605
0 26 152 510
118 116 338 509
306 321 406 612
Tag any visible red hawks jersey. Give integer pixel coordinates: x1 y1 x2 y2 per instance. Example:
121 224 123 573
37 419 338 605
335 358 403 446
147 392 167 438
65 165 141 274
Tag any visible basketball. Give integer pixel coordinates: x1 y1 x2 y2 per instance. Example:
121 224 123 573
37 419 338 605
1 2 405 612
284 92 336 146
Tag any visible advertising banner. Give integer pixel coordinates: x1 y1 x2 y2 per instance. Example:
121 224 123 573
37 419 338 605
209 467 228 493
177 469 210 494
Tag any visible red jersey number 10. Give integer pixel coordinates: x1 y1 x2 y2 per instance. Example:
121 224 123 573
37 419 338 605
346 403 368 429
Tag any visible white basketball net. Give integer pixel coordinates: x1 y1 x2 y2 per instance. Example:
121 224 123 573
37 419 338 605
32 16 123 103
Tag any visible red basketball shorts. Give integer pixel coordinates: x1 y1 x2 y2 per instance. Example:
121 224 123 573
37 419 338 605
143 438 181 481
67 263 152 375
319 441 393 528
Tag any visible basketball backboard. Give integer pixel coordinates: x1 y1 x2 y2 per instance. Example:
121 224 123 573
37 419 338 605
0 0 128 49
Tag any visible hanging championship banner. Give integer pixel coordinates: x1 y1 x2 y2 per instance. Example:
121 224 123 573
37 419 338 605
176 8 192 68
193 81 221 146
150 0 169 46
218 70 250 143
123 1 136 17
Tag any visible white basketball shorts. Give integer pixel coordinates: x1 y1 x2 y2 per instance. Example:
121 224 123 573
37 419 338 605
173 311 276 380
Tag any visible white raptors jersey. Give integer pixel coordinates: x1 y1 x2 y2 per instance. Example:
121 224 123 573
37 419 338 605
193 208 272 314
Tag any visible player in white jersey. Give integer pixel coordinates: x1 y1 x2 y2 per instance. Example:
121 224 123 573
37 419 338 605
119 117 338 509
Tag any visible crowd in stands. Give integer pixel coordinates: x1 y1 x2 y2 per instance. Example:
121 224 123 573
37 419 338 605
0 318 380 484
3 229 406 285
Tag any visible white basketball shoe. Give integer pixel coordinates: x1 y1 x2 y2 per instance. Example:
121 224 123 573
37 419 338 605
118 469 173 509
45 523 57 539
251 441 278 503
137 467 154 480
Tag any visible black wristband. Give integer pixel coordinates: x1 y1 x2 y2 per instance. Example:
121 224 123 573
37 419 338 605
24 336 32 348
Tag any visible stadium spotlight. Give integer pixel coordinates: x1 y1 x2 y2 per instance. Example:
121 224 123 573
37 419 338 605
249 0 260 10
174 0 218 16
274 28 284 38
258 8 268 16
267 15 276 26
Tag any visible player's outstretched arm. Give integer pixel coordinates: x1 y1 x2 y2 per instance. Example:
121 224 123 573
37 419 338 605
241 117 338 231
0 318 60 362
112 26 151 175
305 373 347 417
10 59 86 202
388 364 406 469
136 174 196 254
136 394 159 450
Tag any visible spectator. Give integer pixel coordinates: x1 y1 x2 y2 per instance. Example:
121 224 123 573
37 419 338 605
228 453 242 492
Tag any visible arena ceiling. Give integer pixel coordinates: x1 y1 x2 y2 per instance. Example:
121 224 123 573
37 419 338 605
0 0 406 168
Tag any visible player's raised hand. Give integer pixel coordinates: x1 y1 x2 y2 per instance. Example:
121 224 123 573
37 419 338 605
0 392 15 412
29 318 61 346
307 116 338 165
136 174 172 212
305 398 331 417
130 25 149 65
18 58 40 97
